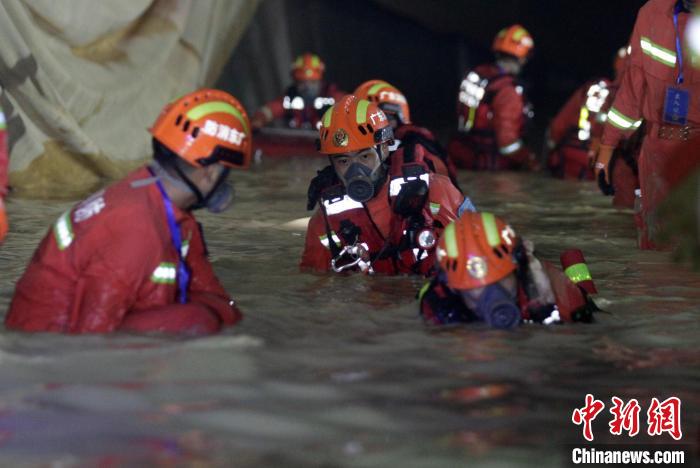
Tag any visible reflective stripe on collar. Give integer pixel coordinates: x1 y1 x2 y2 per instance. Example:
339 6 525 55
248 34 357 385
322 195 364 215
389 173 430 197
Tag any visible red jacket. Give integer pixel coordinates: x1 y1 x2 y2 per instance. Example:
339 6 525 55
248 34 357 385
6 167 241 334
457 63 531 156
0 105 7 196
603 0 700 147
301 173 464 274
254 83 345 129
549 78 614 148
393 124 460 187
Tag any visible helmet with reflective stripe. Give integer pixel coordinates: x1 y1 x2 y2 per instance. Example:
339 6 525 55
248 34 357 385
150 88 252 169
492 24 534 59
437 212 518 290
318 95 394 155
291 53 325 81
353 79 411 125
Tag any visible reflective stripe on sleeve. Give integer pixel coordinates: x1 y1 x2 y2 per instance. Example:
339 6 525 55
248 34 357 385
640 36 676 67
606 107 639 130
151 262 177 284
499 139 523 155
53 211 74 250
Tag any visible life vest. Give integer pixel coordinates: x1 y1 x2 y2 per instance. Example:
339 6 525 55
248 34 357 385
558 80 614 151
456 69 533 143
282 84 336 129
317 159 438 275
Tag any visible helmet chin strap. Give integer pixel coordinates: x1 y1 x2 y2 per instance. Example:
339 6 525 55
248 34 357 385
150 160 216 210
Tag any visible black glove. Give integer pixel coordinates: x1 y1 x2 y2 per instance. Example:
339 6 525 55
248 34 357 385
307 165 340 210
393 179 429 217
597 169 615 196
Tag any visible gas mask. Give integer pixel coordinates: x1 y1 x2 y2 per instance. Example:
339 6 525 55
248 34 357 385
459 281 520 329
337 162 385 203
334 146 388 203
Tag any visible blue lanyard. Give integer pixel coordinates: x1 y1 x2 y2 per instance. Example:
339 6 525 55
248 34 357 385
673 3 685 85
150 169 190 304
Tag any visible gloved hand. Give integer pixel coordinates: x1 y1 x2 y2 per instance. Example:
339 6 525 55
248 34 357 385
306 165 340 210
0 197 7 243
593 144 615 194
597 169 615 196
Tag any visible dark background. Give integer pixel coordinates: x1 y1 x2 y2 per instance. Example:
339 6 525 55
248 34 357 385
217 0 647 147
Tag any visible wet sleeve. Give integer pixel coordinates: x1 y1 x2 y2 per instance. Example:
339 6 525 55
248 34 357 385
602 11 645 147
300 210 332 272
429 175 465 226
185 223 241 326
549 85 585 144
492 84 526 154
67 228 156 333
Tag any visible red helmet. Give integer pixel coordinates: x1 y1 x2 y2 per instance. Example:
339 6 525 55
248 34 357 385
353 80 411 125
150 89 251 169
492 24 534 59
318 95 394 155
437 212 518 290
291 53 325 81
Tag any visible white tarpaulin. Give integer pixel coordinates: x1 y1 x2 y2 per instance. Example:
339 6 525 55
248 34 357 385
0 0 259 197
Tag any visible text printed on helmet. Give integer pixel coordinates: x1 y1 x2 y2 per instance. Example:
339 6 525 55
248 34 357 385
202 120 246 145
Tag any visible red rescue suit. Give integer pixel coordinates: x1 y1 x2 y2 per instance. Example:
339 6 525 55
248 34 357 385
0 104 8 242
301 171 464 275
253 83 344 130
448 63 533 170
6 167 241 334
602 0 700 249
548 79 613 180
393 124 460 190
420 259 594 325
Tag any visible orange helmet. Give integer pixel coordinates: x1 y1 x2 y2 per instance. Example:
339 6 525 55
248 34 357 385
353 80 411 125
492 24 534 59
437 212 518 290
291 53 325 81
150 89 251 169
318 95 394 155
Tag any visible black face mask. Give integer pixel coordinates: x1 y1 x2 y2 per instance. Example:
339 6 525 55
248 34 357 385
342 163 377 203
474 283 521 329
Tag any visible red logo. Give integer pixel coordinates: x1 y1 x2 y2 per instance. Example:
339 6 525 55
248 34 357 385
572 395 682 442
572 394 606 442
647 397 682 440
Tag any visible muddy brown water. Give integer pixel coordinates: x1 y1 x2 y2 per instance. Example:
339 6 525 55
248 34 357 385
0 157 698 467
